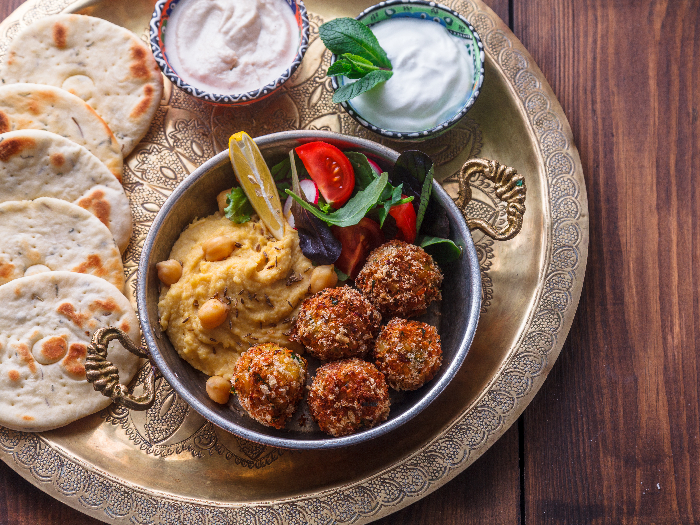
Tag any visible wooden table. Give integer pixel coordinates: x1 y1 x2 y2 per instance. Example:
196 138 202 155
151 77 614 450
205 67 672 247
2 0 697 522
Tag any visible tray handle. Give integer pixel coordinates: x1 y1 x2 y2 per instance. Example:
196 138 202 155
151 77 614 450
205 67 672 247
86 327 158 410
454 158 526 241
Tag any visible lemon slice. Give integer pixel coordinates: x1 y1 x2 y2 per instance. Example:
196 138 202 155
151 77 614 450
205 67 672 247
228 131 285 240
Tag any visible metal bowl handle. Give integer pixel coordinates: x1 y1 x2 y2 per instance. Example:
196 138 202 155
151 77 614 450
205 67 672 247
454 158 526 241
86 326 158 410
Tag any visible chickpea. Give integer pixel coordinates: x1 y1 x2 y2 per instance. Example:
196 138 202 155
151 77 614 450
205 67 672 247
309 265 338 294
198 298 230 329
202 236 235 261
206 375 231 404
156 259 182 285
216 189 230 215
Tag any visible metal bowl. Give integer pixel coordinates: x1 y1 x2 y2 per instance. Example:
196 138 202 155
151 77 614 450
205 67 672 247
135 130 481 450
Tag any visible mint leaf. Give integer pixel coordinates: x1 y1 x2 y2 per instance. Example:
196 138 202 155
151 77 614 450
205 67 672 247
319 18 392 69
328 54 382 79
326 59 355 77
332 69 393 104
286 173 388 228
224 187 255 224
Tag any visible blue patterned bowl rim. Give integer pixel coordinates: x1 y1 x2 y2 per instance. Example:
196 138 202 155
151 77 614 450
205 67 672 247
331 0 485 141
149 0 310 105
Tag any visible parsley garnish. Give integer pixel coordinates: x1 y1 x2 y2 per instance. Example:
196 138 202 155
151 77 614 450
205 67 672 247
224 187 255 224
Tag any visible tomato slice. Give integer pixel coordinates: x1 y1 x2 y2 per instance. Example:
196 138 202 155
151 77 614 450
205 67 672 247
296 142 355 208
389 196 417 243
331 218 384 279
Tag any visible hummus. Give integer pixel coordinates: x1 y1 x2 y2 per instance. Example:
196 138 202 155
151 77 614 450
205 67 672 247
158 214 313 378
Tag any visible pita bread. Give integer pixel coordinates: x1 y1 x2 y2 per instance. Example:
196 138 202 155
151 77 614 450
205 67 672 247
0 14 163 157
0 198 125 290
0 83 122 181
0 129 132 252
0 271 140 432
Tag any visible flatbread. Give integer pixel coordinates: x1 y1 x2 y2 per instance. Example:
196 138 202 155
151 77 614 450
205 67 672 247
0 130 132 252
0 271 140 432
0 83 123 181
0 197 125 290
0 14 163 157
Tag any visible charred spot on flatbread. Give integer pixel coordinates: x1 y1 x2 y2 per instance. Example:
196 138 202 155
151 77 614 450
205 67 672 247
52 21 68 49
0 135 36 162
8 370 20 382
13 342 37 374
0 111 10 133
62 343 87 378
50 152 65 168
119 319 131 333
0 258 17 280
57 302 88 328
89 297 120 315
129 44 151 80
77 190 111 228
38 335 68 363
129 84 155 120
72 254 107 278
21 89 58 116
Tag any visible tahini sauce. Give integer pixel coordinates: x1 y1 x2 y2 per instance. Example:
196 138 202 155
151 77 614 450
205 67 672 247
165 0 299 93
346 18 475 132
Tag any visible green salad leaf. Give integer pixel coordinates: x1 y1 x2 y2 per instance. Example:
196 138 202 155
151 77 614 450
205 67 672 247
418 235 462 264
224 187 255 224
286 173 389 228
345 151 378 191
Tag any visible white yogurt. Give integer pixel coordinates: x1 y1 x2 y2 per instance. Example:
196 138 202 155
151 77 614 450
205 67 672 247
164 0 299 94
345 18 475 132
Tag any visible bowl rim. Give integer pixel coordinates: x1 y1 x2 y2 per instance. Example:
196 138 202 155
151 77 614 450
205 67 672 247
136 130 482 450
149 0 310 105
330 0 485 140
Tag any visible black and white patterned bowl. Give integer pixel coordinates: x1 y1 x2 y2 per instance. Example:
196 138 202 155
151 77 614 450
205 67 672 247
150 0 310 106
332 0 485 141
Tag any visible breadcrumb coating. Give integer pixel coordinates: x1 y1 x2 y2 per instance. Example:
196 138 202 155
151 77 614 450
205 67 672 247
355 240 442 319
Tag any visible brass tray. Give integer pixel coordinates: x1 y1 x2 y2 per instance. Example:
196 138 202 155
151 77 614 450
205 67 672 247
0 0 588 522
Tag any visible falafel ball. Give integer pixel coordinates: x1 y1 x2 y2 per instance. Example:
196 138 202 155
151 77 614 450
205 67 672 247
308 358 390 437
290 286 382 360
232 343 307 429
374 318 442 391
355 240 443 319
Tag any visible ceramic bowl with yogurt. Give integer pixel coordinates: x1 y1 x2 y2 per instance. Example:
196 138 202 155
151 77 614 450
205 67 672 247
150 0 310 105
332 0 485 141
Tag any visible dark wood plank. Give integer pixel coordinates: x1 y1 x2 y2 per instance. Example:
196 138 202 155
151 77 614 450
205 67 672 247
517 0 700 522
